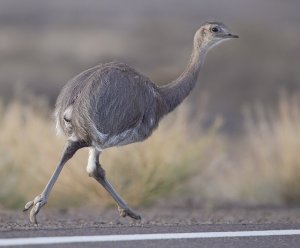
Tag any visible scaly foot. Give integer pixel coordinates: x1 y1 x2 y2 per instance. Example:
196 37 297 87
23 194 47 224
118 206 141 220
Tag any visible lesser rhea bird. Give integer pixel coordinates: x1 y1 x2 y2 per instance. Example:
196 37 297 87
24 22 238 224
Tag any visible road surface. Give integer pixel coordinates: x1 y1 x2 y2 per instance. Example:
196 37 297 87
0 206 299 247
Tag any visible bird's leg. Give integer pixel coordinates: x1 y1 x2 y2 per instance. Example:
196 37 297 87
87 148 141 220
23 140 86 224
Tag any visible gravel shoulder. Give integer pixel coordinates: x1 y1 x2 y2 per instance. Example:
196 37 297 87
1 205 300 236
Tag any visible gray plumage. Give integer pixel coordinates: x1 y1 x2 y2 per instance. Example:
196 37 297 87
24 22 238 224
55 62 167 149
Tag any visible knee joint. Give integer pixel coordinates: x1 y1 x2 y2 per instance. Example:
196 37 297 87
89 165 106 179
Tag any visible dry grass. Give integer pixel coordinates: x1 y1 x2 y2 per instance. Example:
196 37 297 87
1 93 300 209
201 93 300 206
241 93 300 204
0 99 222 209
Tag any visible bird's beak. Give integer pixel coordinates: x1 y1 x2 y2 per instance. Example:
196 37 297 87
223 33 239 38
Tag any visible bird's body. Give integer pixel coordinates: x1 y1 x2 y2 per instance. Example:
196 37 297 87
24 22 238 224
55 62 168 150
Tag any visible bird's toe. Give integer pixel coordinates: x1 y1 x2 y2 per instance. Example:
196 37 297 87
29 208 38 225
118 207 141 220
23 200 34 212
23 195 47 224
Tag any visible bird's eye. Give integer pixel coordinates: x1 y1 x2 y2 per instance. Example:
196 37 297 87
211 27 219 33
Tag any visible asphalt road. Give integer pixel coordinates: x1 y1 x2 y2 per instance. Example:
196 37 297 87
1 206 300 247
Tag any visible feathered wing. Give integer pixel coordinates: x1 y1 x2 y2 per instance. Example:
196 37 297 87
71 63 159 142
55 65 102 135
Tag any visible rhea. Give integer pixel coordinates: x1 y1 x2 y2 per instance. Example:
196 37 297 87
24 22 238 224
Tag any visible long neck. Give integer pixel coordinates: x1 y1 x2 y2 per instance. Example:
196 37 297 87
159 43 208 114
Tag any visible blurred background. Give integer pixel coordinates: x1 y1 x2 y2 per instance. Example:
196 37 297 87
0 0 300 209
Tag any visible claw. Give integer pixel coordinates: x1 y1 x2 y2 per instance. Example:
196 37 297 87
30 208 38 225
23 195 47 224
118 207 141 220
23 200 34 212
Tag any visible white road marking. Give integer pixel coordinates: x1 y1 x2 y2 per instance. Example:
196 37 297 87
1 230 300 246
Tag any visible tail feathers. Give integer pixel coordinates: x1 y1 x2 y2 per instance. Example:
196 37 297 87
55 105 74 136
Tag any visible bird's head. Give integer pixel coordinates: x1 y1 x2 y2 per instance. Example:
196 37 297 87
194 22 238 50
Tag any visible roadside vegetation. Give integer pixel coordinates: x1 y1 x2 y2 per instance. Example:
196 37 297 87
0 98 222 209
0 93 299 209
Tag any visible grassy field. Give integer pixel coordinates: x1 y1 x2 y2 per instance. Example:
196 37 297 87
0 94 299 209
